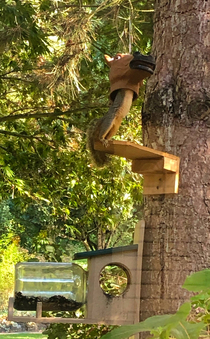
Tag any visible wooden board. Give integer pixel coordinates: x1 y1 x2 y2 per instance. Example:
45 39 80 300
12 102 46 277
132 158 179 174
144 173 179 195
94 140 179 161
94 140 180 194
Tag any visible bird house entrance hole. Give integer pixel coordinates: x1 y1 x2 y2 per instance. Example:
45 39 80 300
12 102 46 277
99 263 129 297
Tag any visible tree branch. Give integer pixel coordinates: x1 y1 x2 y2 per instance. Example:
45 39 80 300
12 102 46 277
0 129 39 139
0 105 107 123
0 69 17 77
1 76 34 83
0 145 8 152
0 129 56 148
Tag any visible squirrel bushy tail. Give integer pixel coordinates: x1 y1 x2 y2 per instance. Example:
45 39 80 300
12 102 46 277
86 89 133 167
86 118 110 167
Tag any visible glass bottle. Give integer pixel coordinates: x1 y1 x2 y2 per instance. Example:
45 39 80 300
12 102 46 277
14 262 86 311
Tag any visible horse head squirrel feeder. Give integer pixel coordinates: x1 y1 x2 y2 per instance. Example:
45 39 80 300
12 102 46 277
8 222 145 326
86 52 180 195
86 51 155 167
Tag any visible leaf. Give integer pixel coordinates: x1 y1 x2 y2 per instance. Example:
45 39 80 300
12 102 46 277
183 269 210 292
201 314 210 323
100 315 172 339
3 166 14 178
40 0 51 11
190 292 209 302
170 320 205 339
100 303 191 339
28 257 39 262
172 303 191 321
45 245 55 253
33 193 50 203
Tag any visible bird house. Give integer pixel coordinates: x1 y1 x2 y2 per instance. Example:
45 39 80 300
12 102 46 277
8 221 144 327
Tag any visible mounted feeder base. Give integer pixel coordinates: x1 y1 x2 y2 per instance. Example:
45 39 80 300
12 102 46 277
8 298 96 325
8 299 139 339
94 140 180 195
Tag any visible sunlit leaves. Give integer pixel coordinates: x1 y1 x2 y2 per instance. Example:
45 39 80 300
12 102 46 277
0 0 153 256
0 0 49 56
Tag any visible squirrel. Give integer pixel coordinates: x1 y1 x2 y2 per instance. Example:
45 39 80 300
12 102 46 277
87 88 134 167
86 52 155 167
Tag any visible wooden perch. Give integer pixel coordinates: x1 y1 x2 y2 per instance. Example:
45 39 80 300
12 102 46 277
94 140 180 195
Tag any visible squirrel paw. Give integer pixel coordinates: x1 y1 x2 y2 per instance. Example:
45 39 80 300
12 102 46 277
101 138 109 148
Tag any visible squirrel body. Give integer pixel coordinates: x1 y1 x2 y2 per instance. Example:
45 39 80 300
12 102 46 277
87 52 155 167
87 89 133 167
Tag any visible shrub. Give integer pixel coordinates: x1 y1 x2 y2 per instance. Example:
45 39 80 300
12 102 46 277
0 234 30 311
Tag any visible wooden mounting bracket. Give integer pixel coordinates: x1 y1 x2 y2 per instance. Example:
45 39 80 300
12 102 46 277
8 298 89 324
94 140 180 195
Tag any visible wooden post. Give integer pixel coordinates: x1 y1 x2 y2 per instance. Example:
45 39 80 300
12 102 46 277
8 297 14 321
36 302 42 319
129 220 145 339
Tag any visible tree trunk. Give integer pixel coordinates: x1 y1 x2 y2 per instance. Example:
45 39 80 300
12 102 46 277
140 0 210 321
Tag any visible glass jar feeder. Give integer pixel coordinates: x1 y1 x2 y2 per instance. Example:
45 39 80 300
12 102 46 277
14 262 86 312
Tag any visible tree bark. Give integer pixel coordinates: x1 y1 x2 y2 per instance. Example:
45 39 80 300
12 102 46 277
140 0 210 321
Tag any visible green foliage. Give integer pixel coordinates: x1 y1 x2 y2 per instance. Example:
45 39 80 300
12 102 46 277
44 323 116 339
183 269 210 332
100 270 210 339
0 334 47 339
0 0 152 261
0 199 14 236
0 0 153 201
170 321 204 339
183 269 210 292
0 0 49 55
0 233 30 311
100 303 204 339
